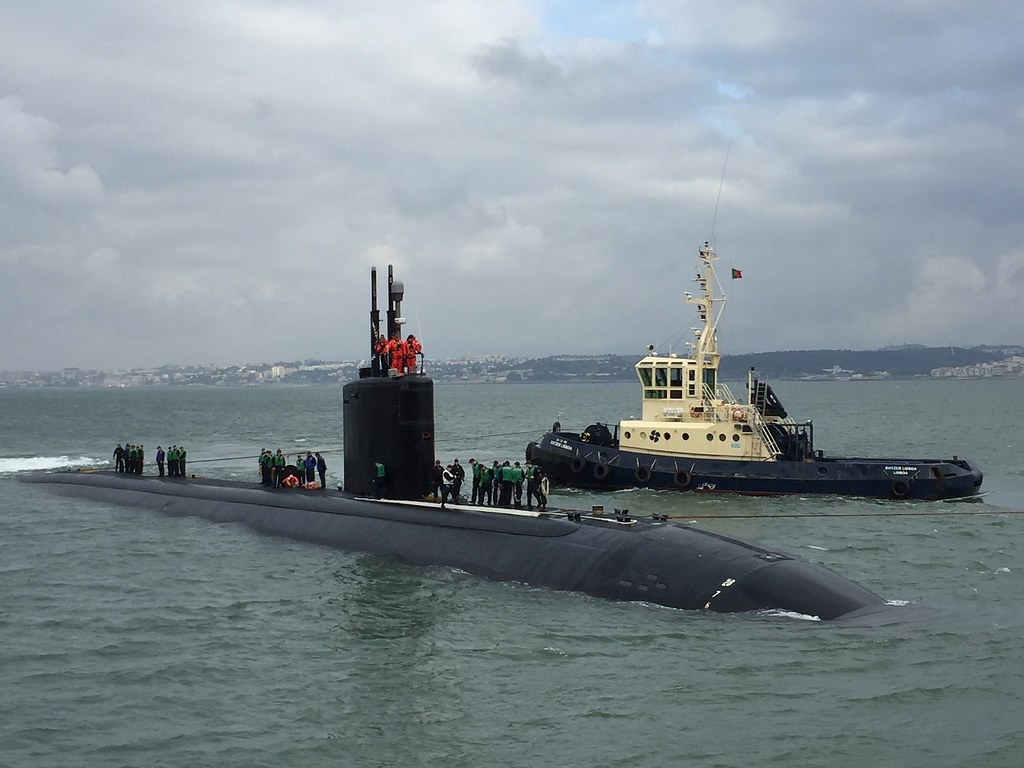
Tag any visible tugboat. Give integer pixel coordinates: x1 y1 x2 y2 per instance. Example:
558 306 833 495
526 242 983 500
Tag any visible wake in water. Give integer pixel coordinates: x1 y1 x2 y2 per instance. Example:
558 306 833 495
0 456 107 475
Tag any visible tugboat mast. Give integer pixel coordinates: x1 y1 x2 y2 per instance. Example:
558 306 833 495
687 242 725 403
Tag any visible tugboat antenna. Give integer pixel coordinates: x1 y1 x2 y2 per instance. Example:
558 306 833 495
710 142 732 246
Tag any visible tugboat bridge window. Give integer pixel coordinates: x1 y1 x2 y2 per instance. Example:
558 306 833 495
670 367 683 399
639 366 665 399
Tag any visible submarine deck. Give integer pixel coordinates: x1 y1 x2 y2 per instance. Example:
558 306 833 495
22 469 888 620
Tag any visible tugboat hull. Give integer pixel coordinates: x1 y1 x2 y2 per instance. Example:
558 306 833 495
527 433 983 500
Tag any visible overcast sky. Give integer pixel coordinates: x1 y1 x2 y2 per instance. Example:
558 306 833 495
2 1 1022 371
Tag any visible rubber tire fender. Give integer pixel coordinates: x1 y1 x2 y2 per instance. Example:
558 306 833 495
673 469 692 489
634 466 652 484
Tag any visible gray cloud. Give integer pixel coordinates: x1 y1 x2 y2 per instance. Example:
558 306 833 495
1 1 1021 371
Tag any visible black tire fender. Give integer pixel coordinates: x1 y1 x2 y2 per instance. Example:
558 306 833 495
593 463 610 481
570 456 586 474
634 466 652 484
673 469 692 489
891 479 910 499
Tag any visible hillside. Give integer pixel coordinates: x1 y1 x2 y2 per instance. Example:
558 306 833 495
524 345 1021 382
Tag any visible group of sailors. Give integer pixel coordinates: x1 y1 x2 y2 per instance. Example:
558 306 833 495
374 332 422 376
259 449 327 489
112 443 186 477
432 458 547 510
112 443 145 474
112 441 550 509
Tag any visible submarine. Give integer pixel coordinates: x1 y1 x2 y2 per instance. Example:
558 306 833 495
21 266 888 621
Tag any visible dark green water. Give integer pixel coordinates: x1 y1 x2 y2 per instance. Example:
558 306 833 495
2 380 1022 767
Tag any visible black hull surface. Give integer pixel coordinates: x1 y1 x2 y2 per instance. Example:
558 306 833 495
527 433 983 500
21 470 886 621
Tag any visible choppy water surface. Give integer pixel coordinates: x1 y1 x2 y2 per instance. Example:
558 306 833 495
2 380 1022 767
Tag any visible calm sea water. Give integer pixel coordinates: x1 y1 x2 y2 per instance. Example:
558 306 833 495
2 379 1023 767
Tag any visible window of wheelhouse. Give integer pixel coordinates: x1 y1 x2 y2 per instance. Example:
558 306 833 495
670 366 683 399
703 368 716 392
639 365 665 399
646 365 668 398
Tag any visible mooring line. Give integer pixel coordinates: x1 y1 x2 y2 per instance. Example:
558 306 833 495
663 508 1024 520
186 446 344 465
434 429 541 446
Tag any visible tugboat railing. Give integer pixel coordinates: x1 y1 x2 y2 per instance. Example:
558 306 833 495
700 382 781 458
754 416 783 458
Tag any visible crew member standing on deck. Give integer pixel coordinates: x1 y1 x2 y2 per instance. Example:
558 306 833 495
451 459 464 503
273 449 285 488
491 460 501 506
403 334 421 374
179 445 187 476
511 461 524 508
373 331 388 373
533 467 548 511
432 459 444 500
525 460 537 510
374 461 387 498
113 444 125 473
156 446 165 477
478 461 492 506
388 333 408 376
498 461 513 506
440 464 455 507
469 458 480 505
316 452 327 489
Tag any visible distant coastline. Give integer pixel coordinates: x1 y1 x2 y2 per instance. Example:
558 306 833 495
2 345 1021 389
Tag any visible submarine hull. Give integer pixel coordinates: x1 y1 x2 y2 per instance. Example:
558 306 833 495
21 470 885 620
527 433 983 500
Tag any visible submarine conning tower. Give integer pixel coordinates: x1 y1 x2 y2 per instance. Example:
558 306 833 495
343 265 435 501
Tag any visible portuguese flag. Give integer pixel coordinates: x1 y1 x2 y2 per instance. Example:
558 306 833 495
731 268 743 279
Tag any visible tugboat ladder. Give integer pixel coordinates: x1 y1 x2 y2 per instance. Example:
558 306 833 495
702 382 783 459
